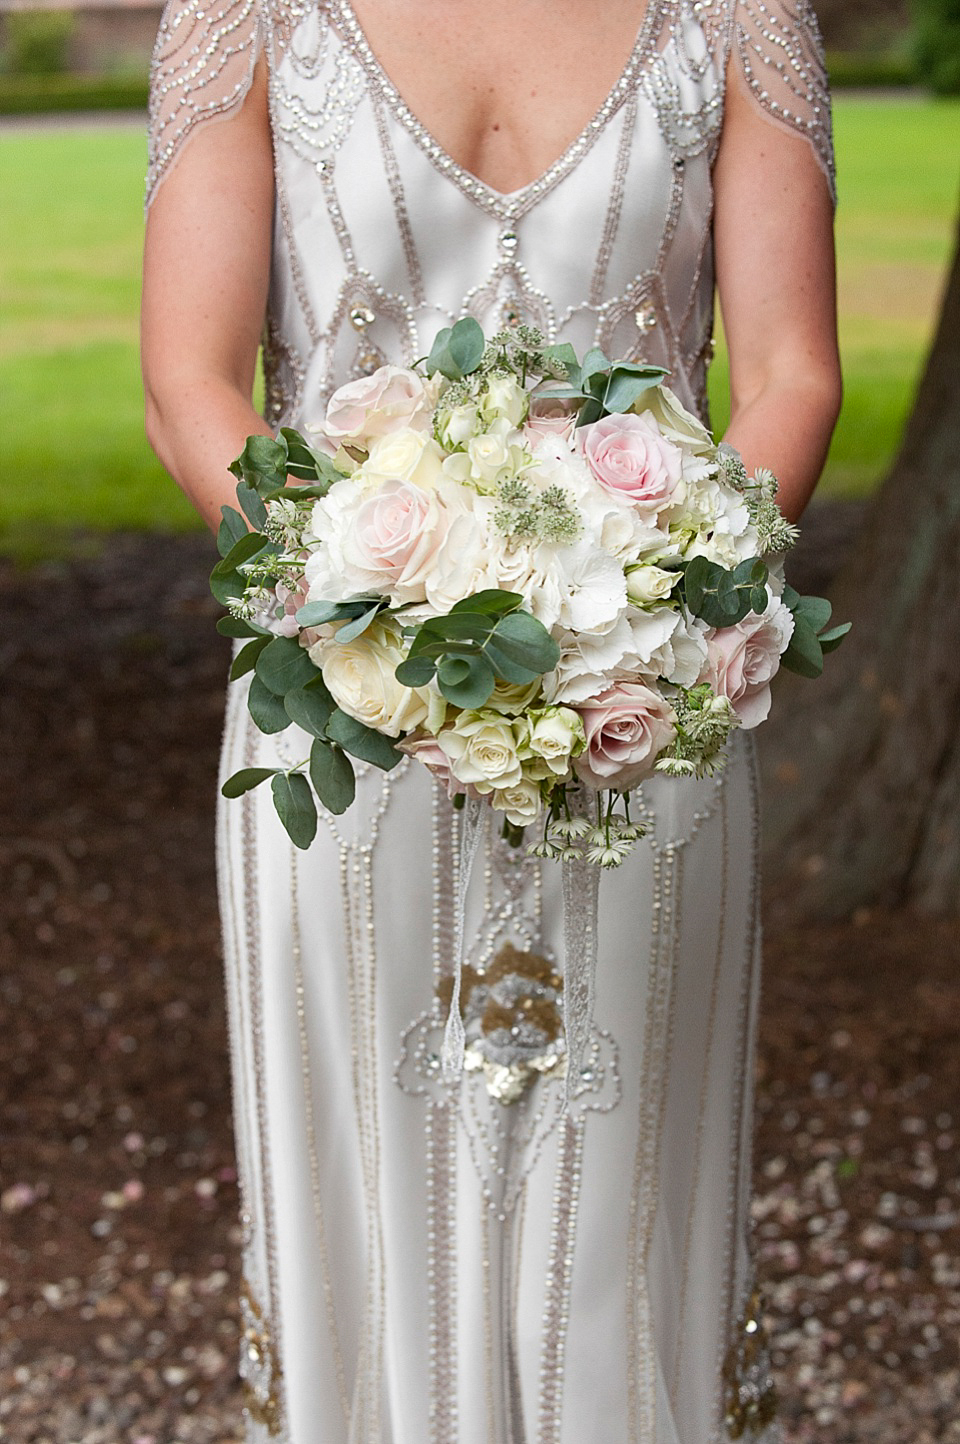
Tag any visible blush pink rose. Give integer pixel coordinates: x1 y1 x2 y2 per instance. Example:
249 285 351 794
274 576 309 637
398 732 468 799
580 411 683 514
574 681 677 790
703 601 794 729
345 479 450 604
324 365 430 447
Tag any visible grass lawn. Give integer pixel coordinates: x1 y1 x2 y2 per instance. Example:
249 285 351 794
1 97 958 555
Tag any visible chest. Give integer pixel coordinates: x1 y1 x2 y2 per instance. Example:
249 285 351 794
344 0 653 194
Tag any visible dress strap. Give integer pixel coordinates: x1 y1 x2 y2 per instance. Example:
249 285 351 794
145 0 264 209
727 0 836 206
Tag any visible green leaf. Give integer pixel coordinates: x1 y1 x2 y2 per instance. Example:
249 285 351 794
211 530 268 578
793 594 833 633
539 342 579 380
271 771 318 849
248 675 293 733
489 610 561 672
230 634 272 681
335 604 385 644
425 325 454 378
217 505 248 558
395 655 437 687
575 395 604 428
437 652 496 709
425 613 493 645
235 481 268 531
749 584 769 615
781 617 824 678
602 367 667 415
309 739 356 814
579 347 611 384
782 582 802 610
447 316 486 376
449 589 522 616
819 621 852 653
325 710 404 770
221 767 277 799
277 428 345 487
284 675 336 736
482 640 540 686
217 614 267 639
255 635 321 695
295 594 382 628
229 434 288 489
209 568 247 607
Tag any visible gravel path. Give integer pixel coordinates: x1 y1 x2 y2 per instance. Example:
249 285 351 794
1 514 958 1442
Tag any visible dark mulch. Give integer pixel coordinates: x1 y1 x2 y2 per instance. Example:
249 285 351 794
1 503 958 1442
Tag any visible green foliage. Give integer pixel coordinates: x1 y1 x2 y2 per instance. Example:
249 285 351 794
2 11 73 77
426 316 486 380
682 556 770 628
825 51 918 89
0 71 150 114
913 0 960 93
780 586 852 678
544 346 667 427
397 590 560 709
271 771 317 849
228 428 343 501
309 739 355 814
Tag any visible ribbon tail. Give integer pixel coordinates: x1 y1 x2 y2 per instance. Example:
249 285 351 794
441 796 485 1079
561 844 601 1110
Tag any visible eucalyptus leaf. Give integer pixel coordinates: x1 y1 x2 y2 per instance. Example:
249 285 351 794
437 652 496 709
481 639 540 686
602 369 666 414
781 617 824 678
217 505 248 558
209 568 247 607
794 594 833 633
296 594 382 627
449 589 522 616
230 634 271 681
309 739 356 815
819 621 852 652
579 347 611 383
447 316 486 376
395 655 438 687
255 635 321 695
539 342 579 380
211 530 268 578
284 676 336 736
489 610 560 672
235 482 268 531
334 604 385 644
425 325 454 377
248 675 293 734
217 614 265 639
221 766 278 799
271 771 318 849
229 434 288 489
277 428 344 485
325 710 404 770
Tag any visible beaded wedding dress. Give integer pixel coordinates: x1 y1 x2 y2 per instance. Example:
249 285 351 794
146 2 834 1439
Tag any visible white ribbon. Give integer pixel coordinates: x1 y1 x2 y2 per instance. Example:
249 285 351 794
441 796 485 1079
561 843 601 1109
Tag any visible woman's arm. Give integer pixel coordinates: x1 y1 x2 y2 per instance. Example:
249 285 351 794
141 54 274 534
712 64 842 524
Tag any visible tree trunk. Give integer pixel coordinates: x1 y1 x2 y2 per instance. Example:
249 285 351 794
760 215 960 919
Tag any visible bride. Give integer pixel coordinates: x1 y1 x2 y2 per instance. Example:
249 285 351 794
140 0 841 1438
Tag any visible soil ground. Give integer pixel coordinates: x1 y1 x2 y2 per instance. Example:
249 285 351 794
1 506 958 1442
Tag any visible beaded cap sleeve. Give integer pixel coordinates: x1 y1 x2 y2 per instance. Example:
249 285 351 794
729 0 836 204
145 0 263 207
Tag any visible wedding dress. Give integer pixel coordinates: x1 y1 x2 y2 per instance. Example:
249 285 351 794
146 2 835 1439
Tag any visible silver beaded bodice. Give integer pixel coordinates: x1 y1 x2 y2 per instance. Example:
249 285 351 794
147 0 834 430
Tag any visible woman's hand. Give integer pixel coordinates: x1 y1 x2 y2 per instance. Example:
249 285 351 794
712 61 842 525
141 54 274 534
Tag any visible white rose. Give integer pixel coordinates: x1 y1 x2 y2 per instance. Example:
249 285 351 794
310 621 428 737
323 365 431 447
357 427 444 490
625 563 679 607
436 401 482 449
491 776 542 827
522 706 585 777
480 374 529 428
437 711 523 792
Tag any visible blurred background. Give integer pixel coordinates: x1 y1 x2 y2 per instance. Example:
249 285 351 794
0 2 958 1441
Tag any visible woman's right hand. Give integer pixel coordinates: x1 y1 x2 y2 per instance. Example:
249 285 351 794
141 52 274 534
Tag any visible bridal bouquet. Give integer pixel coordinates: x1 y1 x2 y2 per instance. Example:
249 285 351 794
213 320 847 864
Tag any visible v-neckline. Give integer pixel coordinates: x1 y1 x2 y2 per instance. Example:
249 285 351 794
327 0 666 220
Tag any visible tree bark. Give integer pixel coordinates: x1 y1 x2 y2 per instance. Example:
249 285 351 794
760 215 960 919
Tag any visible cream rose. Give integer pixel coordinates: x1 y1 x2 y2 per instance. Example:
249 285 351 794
436 712 523 793
311 622 428 737
575 681 677 790
480 373 529 428
522 707 585 778
323 366 431 447
357 427 444 491
491 776 542 827
625 562 679 607
580 411 685 516
628 384 714 456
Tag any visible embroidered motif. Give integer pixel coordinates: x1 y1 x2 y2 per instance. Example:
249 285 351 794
722 1284 778 1438
240 1279 285 1436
